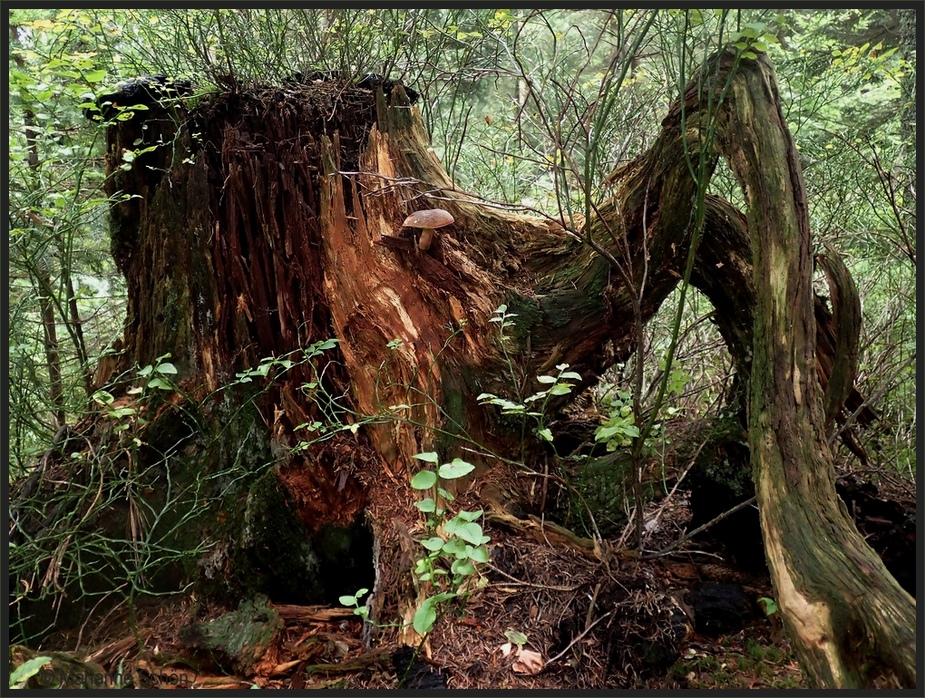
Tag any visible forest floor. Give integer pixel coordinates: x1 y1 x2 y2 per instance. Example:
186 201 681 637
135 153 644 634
20 551 804 690
13 430 914 690
19 497 808 690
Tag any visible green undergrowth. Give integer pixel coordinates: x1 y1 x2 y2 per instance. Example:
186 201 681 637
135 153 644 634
666 630 803 689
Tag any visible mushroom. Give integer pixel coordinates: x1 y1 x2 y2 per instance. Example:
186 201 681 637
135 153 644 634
401 208 454 251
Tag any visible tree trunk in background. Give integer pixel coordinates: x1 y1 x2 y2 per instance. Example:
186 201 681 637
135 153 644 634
11 51 909 686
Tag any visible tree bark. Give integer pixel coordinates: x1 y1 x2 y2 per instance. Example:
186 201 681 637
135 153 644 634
709 50 915 688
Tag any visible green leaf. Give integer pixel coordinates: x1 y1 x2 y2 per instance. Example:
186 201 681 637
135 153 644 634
414 451 440 464
560 371 582 381
413 598 437 635
504 629 528 646
92 390 115 405
421 536 445 552
451 522 486 546
595 425 623 441
451 559 475 576
548 384 572 396
9 656 53 689
454 509 483 522
467 545 490 563
156 362 178 375
438 458 475 480
537 428 554 442
441 538 467 555
536 374 556 384
411 470 437 489
415 498 436 513
84 69 106 82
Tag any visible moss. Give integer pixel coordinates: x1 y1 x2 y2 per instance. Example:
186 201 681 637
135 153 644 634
667 634 802 689
500 292 544 347
437 369 467 449
237 468 325 603
558 451 659 538
535 259 610 332
179 595 283 674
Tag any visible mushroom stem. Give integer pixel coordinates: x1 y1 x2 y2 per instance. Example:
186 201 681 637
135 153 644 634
418 228 435 251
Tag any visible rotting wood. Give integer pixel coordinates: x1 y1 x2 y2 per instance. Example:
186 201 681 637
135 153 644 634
486 511 597 557
273 605 358 623
302 647 392 675
815 246 863 429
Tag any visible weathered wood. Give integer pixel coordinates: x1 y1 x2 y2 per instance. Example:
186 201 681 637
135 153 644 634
709 50 914 687
274 605 357 623
815 247 863 429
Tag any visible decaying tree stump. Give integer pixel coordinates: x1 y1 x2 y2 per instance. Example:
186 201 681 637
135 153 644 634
10 51 912 687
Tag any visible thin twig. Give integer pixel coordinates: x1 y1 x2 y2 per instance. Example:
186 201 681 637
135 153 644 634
545 610 615 666
640 495 757 560
642 434 711 544
486 563 584 592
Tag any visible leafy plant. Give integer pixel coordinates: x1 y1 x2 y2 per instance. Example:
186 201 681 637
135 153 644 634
339 452 490 638
9 656 52 689
729 20 782 60
595 389 640 451
480 304 583 448
409 452 490 635
339 588 370 621
757 596 779 617
477 362 582 445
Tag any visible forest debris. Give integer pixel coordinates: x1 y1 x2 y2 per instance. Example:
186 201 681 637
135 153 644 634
303 646 391 675
269 658 304 676
9 646 107 689
486 510 597 557
391 645 448 689
273 604 356 623
188 674 254 689
500 643 545 675
179 595 283 675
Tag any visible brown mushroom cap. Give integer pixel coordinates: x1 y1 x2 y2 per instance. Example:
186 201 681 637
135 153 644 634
401 208 455 229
